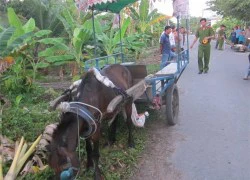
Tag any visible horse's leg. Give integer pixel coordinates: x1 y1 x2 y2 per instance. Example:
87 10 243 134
85 139 93 169
125 101 135 148
108 116 118 145
91 127 102 180
92 140 103 180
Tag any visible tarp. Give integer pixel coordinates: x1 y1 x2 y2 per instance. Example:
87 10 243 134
76 0 138 13
172 0 189 17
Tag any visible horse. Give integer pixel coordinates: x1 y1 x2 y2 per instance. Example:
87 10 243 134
46 64 134 180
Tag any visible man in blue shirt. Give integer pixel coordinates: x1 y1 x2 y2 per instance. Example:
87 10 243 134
235 26 242 44
160 26 172 69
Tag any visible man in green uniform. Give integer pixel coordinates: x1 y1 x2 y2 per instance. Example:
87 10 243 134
190 18 215 74
217 24 226 50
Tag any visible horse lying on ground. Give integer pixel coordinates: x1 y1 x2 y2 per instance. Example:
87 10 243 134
46 64 134 180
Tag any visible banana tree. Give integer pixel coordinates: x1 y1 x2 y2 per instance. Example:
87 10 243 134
7 0 66 37
0 8 36 60
129 0 165 33
1 8 76 81
56 8 93 74
95 17 131 55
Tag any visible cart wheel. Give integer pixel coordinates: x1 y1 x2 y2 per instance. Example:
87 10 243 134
165 84 179 125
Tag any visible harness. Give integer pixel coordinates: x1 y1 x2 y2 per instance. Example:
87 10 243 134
58 102 102 180
68 102 98 138
58 102 102 139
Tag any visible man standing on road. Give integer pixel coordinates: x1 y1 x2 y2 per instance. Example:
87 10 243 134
244 25 250 47
190 18 215 74
217 24 226 50
160 26 172 69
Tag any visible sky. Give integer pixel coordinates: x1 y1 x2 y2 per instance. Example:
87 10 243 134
154 0 212 17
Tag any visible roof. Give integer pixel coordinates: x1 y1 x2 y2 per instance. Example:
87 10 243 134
94 0 138 13
76 0 138 14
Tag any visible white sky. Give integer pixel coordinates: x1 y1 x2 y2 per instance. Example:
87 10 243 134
154 0 211 17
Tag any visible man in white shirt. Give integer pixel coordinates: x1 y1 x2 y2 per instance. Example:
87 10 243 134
169 25 176 48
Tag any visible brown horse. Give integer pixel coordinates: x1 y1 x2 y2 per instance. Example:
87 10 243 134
46 64 134 179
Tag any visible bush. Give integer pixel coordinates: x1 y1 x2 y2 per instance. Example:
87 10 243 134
1 85 59 141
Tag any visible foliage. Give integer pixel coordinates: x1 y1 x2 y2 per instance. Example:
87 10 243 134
7 0 65 37
0 8 34 58
0 11 35 93
207 0 250 23
56 7 93 71
1 86 59 142
128 0 164 33
95 17 131 55
1 7 76 87
1 60 33 93
123 33 148 60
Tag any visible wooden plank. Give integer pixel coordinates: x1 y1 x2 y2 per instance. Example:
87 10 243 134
155 62 177 76
107 80 148 113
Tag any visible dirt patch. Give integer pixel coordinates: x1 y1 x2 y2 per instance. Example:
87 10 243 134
129 110 183 180
39 81 71 91
138 47 161 65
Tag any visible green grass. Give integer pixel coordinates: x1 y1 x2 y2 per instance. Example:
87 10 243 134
1 85 60 142
146 64 160 74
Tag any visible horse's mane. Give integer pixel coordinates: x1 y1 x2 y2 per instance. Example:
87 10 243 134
77 70 97 97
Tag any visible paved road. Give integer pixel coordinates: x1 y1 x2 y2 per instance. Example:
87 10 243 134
131 36 250 180
173 36 250 180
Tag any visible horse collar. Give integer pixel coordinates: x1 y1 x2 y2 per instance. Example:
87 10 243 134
68 102 98 138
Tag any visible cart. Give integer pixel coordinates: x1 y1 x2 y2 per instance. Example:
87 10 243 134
50 0 190 126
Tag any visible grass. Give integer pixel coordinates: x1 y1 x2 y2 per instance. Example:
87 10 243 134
1 85 60 142
147 64 160 74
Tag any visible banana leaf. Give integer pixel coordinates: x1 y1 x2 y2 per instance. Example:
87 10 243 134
0 27 15 57
73 28 92 55
45 55 75 63
22 18 36 33
6 32 33 55
34 30 52 38
7 8 24 37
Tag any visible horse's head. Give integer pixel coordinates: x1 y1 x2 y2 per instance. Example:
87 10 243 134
46 113 81 179
47 145 80 179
